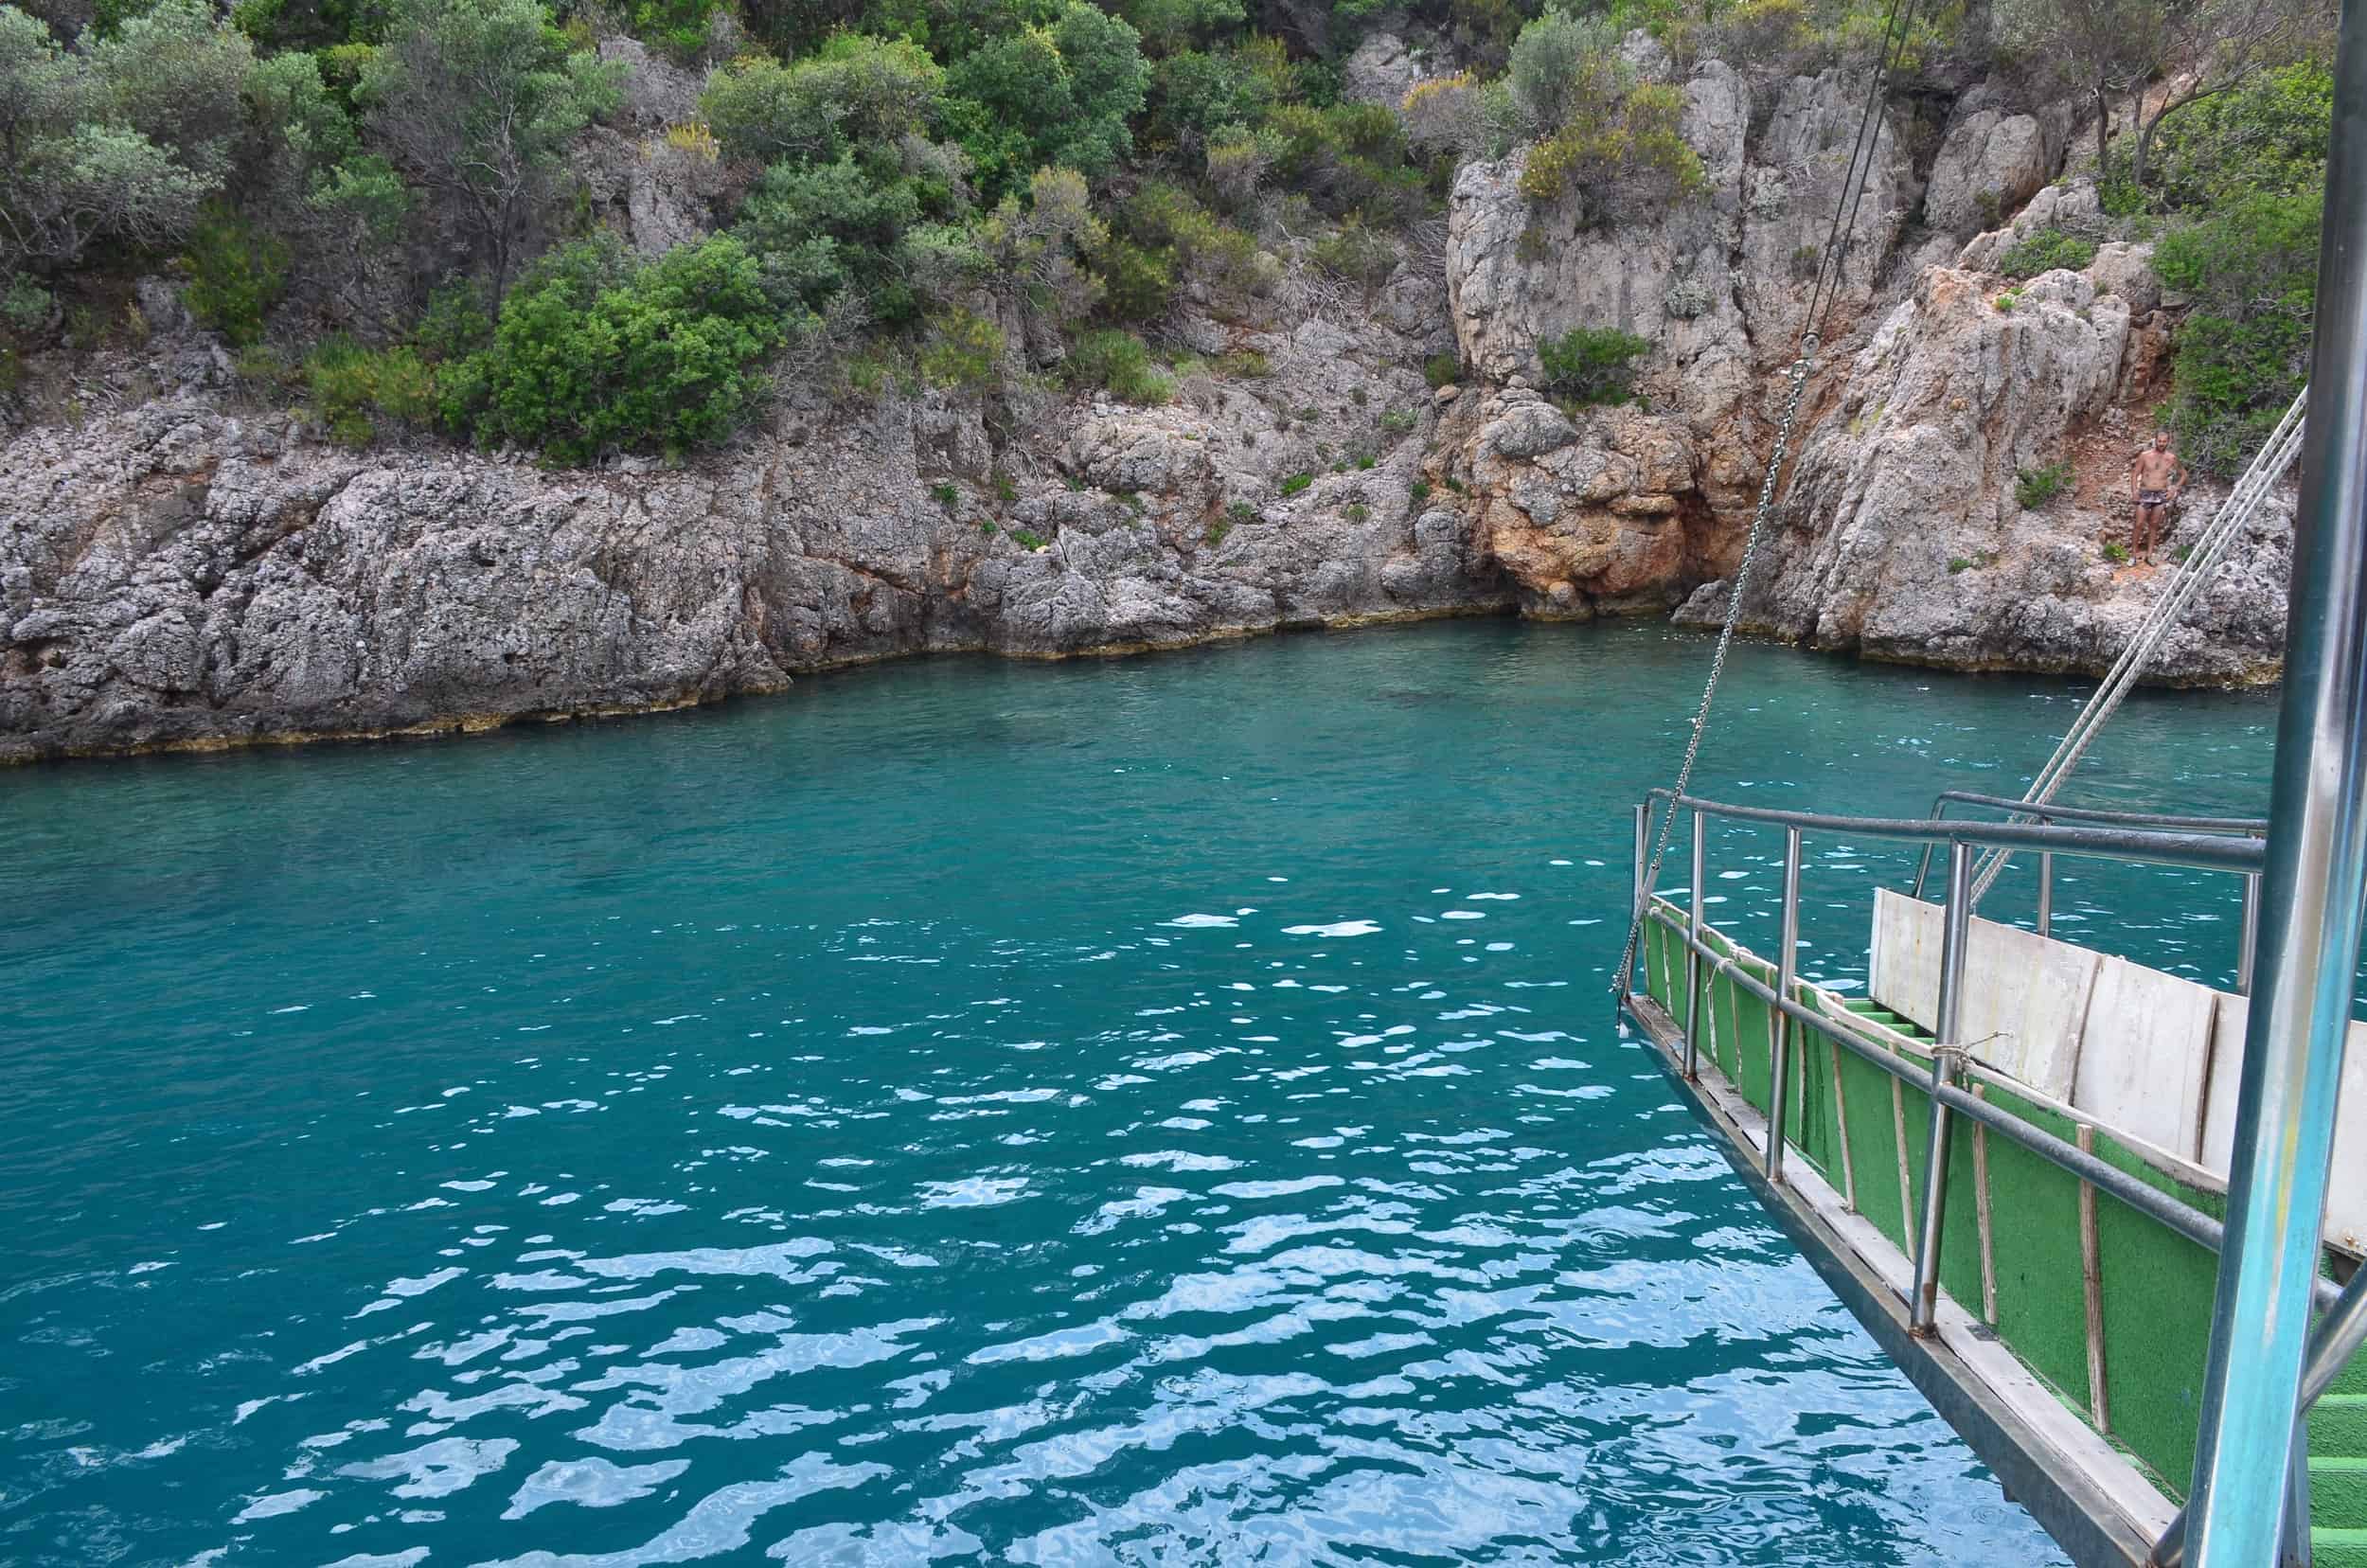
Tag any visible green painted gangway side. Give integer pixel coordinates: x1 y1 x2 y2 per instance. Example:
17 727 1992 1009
1638 899 2367 1559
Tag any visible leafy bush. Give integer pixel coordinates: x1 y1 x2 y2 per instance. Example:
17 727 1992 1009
1278 472 1312 495
945 0 1148 199
2016 461 2071 509
1309 219 1397 291
2103 541 2130 564
932 480 959 508
1520 81 1706 224
179 207 289 345
1538 325 1649 404
1997 227 2097 282
1008 527 1049 549
919 306 1005 390
305 337 436 445
445 235 783 463
1344 501 1370 521
1068 328 1171 403
1424 352 1460 388
2155 190 2321 475
701 34 945 165
2147 64 2335 215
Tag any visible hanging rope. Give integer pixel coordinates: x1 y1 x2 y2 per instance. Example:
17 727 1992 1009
1610 0 1920 1004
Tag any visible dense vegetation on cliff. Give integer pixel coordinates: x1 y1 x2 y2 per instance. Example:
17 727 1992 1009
0 0 2340 469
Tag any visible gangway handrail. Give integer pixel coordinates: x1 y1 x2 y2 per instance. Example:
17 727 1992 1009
1643 788 2267 876
1908 791 2267 905
1926 789 2268 835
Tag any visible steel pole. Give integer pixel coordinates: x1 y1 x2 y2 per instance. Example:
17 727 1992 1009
1911 840 1974 1336
2238 871 2261 996
1684 811 1707 1078
1767 827 1803 1183
2038 850 2054 939
1632 802 1649 925
2183 5 2367 1560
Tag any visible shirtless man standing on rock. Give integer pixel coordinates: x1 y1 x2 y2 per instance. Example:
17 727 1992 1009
2127 431 2187 566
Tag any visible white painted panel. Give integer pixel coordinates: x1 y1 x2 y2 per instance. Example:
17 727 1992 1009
2330 1024 2367 1255
2198 997 2367 1254
2073 957 2220 1159
1870 889 1942 1027
1956 918 2099 1103
1867 894 2096 1099
2198 994 2247 1171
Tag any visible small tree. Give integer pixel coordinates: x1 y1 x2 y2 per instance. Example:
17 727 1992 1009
0 1 245 276
359 0 622 313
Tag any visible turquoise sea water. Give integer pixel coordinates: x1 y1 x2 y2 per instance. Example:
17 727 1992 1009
1 620 2280 1566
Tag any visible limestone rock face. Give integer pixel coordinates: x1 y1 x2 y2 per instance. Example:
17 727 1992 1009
1440 59 1916 618
1924 109 2056 237
0 288 1509 761
1342 32 1422 106
1680 256 2286 684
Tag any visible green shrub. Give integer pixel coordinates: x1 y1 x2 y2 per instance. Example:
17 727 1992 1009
931 480 959 508
991 470 1018 502
2148 64 2334 215
1069 328 1172 403
2103 541 2130 564
2155 190 2321 475
1008 527 1049 549
2 277 52 334
304 337 436 445
1424 352 1460 388
919 306 1005 390
1279 472 1312 495
1537 325 1649 405
180 208 289 347
1226 498 1256 524
1410 477 1431 504
1354 454 1375 471
1997 226 2097 283
1379 407 1415 437
1344 501 1370 521
1203 515 1232 546
1994 290 2020 312
1309 219 1397 291
1217 347 1269 377
445 235 783 464
632 0 725 56
1091 233 1177 321
2016 461 2072 509
1947 556 1975 574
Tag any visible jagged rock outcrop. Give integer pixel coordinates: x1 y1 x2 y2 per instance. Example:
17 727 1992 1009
1676 235 2287 683
1437 57 1915 615
1924 106 2056 238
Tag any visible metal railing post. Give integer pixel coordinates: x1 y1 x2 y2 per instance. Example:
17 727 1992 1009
1632 802 1649 924
2238 871 2261 996
1683 811 1706 1078
1767 826 1803 1183
2183 5 2367 1559
2038 850 2055 939
1910 840 1974 1337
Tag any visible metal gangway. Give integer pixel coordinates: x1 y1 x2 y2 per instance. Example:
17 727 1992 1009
1622 788 2366 1566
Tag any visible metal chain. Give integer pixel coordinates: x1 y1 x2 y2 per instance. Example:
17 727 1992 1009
1611 344 1818 1002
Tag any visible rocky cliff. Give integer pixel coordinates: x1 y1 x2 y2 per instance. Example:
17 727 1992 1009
0 43 2293 763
